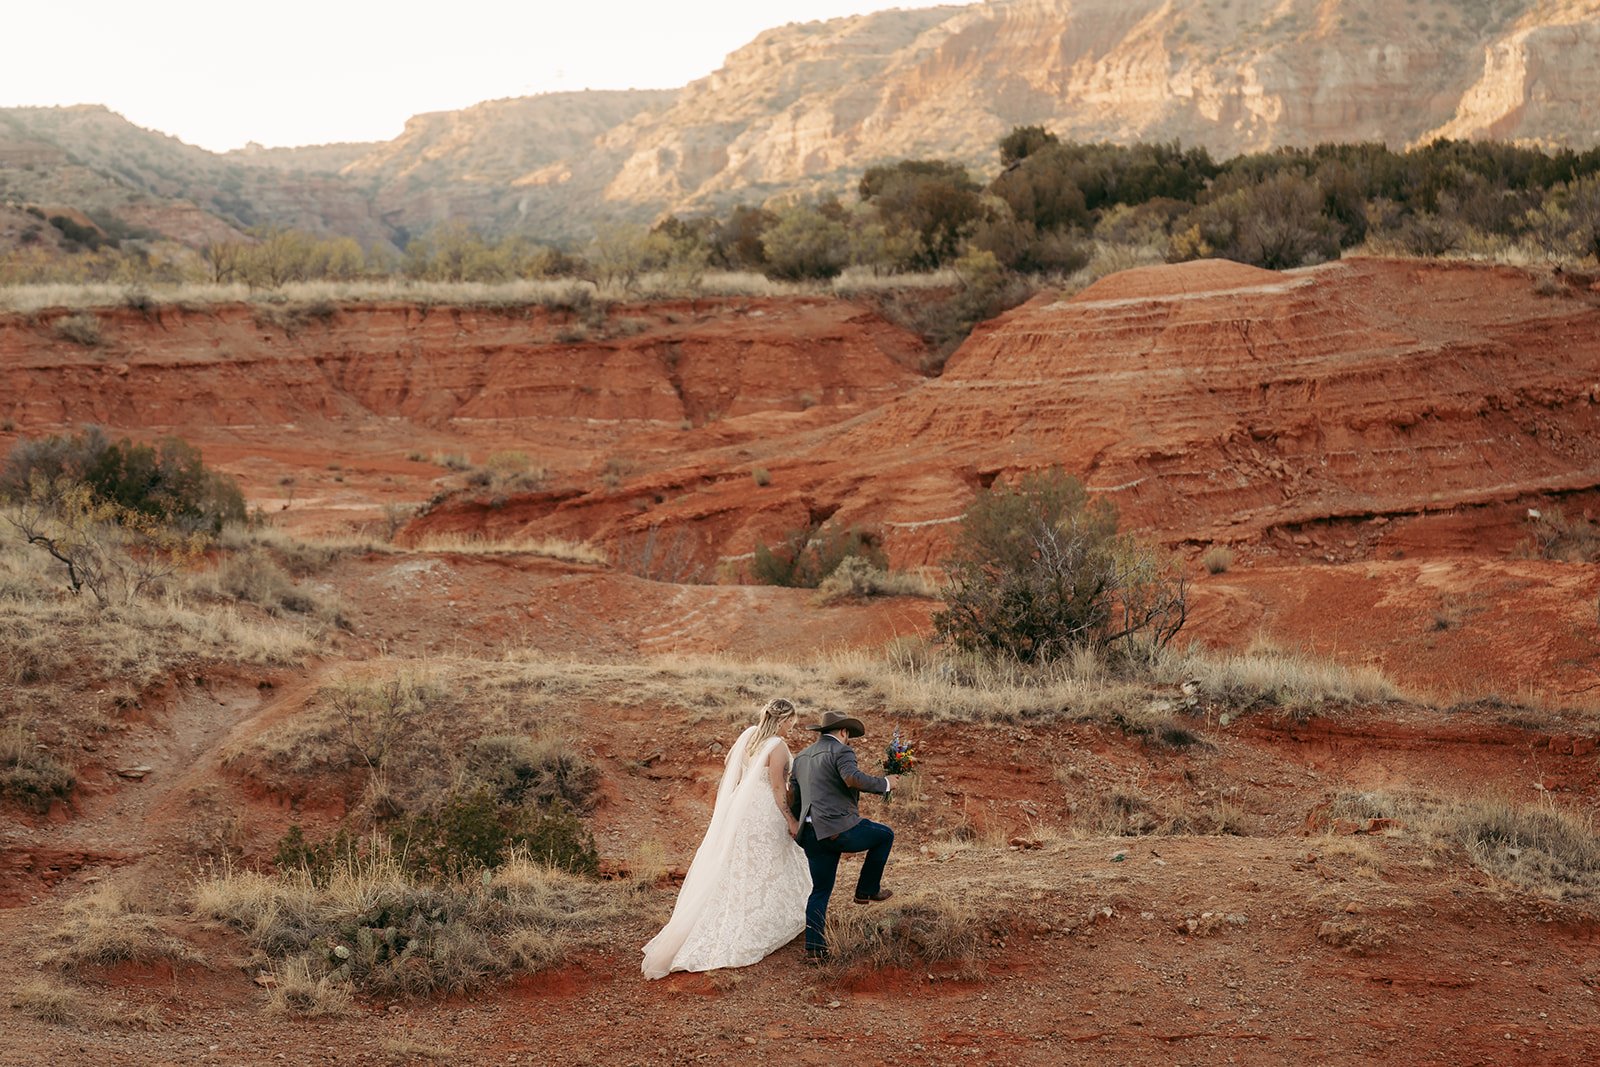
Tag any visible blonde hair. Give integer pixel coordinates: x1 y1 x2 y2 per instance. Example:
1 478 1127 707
744 698 797 763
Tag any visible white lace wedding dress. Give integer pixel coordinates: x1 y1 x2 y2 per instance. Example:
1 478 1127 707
641 727 811 978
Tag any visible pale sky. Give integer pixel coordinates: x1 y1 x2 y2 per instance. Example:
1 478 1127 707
0 1 945 152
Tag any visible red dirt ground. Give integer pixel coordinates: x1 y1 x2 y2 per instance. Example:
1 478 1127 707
3 259 1600 1064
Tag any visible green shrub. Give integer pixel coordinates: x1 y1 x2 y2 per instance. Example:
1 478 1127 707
280 785 600 883
516 802 600 877
1 427 245 533
761 200 851 281
212 550 323 615
933 469 1186 662
398 788 515 877
751 522 887 588
465 734 600 813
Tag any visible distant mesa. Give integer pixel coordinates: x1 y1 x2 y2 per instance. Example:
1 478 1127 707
5 0 1600 247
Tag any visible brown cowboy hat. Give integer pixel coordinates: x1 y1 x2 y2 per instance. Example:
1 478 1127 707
806 710 865 738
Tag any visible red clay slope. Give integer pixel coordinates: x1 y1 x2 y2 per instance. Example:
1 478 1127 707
436 258 1600 569
0 296 925 532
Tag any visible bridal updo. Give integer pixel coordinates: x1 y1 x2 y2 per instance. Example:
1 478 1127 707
744 698 797 762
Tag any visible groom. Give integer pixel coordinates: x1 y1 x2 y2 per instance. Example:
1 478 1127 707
789 710 894 961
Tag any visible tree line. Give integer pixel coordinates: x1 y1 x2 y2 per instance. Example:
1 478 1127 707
5 131 1600 290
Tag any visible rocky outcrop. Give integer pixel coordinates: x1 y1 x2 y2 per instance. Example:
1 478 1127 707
1422 11 1600 144
543 0 1600 225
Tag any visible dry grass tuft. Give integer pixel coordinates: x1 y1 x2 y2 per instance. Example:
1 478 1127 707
266 957 353 1018
379 1037 457 1063
1156 638 1402 715
196 847 627 998
407 532 606 565
218 524 391 574
233 668 600 833
1331 790 1600 899
831 267 960 297
1521 507 1600 563
43 883 200 971
0 591 318 691
815 558 942 605
0 507 322 691
824 887 990 970
51 312 104 347
9 976 164 1029
829 641 1151 725
483 636 1398 735
10 979 86 1025
1201 545 1235 574
0 270 982 317
197 549 343 622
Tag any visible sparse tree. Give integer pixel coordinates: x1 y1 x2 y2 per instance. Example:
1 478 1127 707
760 201 851 281
201 239 248 284
240 226 316 288
934 469 1186 662
859 160 985 270
589 223 657 293
1559 175 1600 264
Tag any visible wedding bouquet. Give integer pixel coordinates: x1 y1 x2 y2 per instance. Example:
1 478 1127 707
883 727 917 775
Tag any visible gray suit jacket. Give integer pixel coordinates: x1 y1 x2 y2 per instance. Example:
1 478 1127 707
788 734 890 840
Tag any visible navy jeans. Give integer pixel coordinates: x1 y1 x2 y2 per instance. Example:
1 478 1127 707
797 818 895 956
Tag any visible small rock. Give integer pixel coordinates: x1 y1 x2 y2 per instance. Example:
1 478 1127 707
826 1001 841 1010
116 765 153 780
253 973 277 989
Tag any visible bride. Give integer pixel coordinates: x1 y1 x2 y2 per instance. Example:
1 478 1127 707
641 698 811 978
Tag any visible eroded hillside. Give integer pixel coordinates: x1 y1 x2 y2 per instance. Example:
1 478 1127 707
3 258 1597 703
